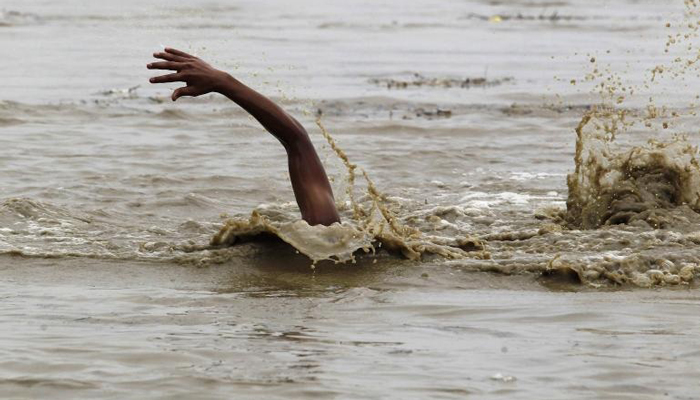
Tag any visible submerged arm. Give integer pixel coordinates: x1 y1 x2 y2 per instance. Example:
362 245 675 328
148 47 340 226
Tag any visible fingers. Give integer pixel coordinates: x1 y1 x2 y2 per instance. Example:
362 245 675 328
149 73 184 84
165 47 196 58
147 61 185 71
153 52 187 62
172 86 198 101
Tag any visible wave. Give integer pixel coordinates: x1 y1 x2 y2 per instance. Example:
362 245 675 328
368 74 514 90
0 10 41 27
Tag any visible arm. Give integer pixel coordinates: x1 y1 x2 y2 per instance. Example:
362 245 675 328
147 47 340 226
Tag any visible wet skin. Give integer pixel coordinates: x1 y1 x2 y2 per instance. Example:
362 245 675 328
147 47 341 226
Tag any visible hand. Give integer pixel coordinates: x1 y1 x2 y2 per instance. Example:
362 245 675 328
147 47 232 101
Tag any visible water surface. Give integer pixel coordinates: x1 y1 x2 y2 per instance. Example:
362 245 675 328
1 0 699 398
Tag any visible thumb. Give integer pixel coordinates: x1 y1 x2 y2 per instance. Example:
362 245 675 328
172 86 196 101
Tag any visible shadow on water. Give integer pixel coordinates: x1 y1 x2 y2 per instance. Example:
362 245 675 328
216 234 413 295
212 235 563 295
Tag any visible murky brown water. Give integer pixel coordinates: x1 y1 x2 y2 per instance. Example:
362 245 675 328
2 0 700 398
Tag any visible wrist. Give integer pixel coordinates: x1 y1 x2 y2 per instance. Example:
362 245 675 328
216 72 242 98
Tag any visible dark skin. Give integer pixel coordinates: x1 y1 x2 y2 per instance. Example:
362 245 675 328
147 47 341 226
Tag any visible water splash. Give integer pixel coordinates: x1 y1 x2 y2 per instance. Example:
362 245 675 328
566 0 700 231
211 119 485 264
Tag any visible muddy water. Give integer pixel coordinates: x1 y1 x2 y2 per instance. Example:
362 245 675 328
1 0 700 398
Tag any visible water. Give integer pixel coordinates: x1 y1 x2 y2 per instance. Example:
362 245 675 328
1 0 700 398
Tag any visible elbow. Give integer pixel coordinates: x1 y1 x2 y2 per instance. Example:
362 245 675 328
284 129 313 153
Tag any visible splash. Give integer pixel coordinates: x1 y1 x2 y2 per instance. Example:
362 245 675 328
210 119 486 264
529 0 700 287
566 0 700 230
211 207 375 264
566 109 700 229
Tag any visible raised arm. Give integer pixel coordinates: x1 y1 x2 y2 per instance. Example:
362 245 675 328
148 47 340 226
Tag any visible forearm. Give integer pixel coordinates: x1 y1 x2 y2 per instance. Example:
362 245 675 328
217 75 308 149
148 48 341 225
217 74 340 225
